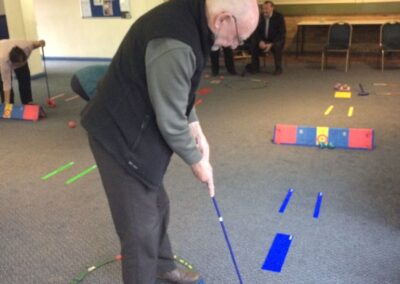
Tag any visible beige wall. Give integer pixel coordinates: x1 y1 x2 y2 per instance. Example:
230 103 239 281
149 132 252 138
33 0 164 58
4 0 43 75
2 0 164 75
0 0 5 15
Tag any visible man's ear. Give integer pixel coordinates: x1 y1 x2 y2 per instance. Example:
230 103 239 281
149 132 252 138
213 12 232 30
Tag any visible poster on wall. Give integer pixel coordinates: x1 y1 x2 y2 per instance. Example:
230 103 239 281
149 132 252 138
80 0 131 18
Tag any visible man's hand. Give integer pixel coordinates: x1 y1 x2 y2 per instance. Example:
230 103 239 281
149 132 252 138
259 40 267 50
191 159 215 197
264 43 272 52
189 121 215 196
34 40 46 49
259 41 272 53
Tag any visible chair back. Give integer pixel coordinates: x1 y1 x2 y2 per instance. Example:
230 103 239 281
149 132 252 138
327 22 352 49
380 22 400 50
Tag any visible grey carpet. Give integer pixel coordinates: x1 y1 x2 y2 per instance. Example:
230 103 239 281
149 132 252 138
0 58 399 284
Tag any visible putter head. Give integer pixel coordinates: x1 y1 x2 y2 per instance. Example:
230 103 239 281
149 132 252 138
358 90 369 96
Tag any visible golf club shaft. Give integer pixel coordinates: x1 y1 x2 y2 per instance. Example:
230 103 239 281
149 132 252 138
41 46 51 99
212 197 243 284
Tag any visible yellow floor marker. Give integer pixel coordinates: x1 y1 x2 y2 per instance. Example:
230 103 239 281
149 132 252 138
335 91 352 99
324 105 334 116
348 106 354 117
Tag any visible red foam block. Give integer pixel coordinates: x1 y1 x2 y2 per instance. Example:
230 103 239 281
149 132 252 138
274 124 297 144
23 104 40 121
348 128 374 150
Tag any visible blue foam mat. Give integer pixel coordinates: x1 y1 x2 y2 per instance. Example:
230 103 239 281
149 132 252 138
262 233 293 273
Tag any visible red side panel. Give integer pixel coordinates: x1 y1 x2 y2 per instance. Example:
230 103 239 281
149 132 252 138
22 105 40 121
274 124 297 144
348 128 374 150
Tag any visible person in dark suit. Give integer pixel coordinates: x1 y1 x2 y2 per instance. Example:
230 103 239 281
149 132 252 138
246 1 286 75
210 47 237 76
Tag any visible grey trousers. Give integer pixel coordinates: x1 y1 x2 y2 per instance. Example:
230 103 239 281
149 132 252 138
88 136 176 284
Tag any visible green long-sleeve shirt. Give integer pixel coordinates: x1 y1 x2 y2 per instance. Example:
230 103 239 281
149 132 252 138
145 38 202 165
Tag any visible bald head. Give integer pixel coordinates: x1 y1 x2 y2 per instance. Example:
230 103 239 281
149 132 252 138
206 0 259 49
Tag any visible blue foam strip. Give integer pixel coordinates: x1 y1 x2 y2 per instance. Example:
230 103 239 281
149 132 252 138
262 233 293 272
279 188 294 213
313 192 323 218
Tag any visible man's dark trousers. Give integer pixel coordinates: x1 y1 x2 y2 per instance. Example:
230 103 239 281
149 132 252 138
210 48 236 75
0 63 32 104
250 40 284 72
89 136 176 284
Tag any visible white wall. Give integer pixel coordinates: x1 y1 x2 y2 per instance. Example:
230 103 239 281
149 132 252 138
34 0 164 58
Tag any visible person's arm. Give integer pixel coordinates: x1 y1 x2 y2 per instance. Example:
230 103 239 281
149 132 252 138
188 107 198 124
145 38 214 196
3 90 11 104
257 16 272 51
273 13 286 44
1 63 12 104
32 40 45 49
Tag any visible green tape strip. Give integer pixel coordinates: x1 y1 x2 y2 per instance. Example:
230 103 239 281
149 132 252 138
41 162 74 180
65 165 97 185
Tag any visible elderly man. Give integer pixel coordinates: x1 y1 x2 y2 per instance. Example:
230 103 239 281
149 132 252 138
81 0 259 283
247 1 286 75
0 39 45 104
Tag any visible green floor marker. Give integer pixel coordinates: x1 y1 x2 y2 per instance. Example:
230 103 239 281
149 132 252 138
65 165 97 185
41 162 75 180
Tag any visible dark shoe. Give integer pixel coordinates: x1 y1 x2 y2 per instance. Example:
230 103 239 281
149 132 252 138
227 69 237 75
157 268 200 283
273 68 282 75
245 63 259 74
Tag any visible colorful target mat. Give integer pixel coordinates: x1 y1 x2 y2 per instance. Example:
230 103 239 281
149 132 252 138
273 124 374 150
0 103 42 121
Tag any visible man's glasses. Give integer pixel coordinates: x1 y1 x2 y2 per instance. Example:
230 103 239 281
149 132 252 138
232 16 245 46
211 15 244 51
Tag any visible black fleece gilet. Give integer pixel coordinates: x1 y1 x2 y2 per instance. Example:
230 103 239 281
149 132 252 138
81 0 212 190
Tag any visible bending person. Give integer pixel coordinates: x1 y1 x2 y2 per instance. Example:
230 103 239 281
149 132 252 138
80 0 259 283
0 39 45 104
